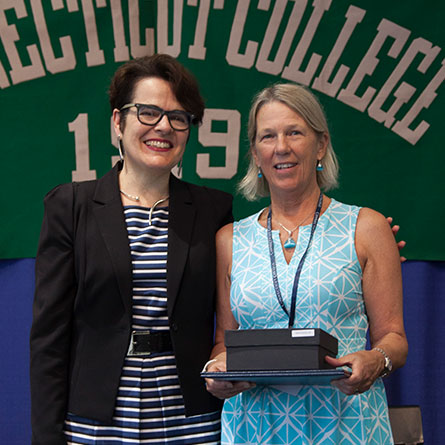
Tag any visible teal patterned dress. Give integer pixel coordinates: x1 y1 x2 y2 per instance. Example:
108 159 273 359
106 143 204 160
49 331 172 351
221 199 393 445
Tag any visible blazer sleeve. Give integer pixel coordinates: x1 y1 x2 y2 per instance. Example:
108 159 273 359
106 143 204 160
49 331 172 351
30 183 77 445
171 183 234 416
219 191 234 227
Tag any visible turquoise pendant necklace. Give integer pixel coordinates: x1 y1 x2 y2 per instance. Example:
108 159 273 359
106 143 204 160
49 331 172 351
277 222 298 249
276 213 313 249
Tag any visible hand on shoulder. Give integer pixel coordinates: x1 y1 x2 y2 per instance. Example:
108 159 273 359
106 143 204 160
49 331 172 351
386 216 407 262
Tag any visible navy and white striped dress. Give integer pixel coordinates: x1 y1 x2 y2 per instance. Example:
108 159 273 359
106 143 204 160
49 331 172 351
64 206 221 444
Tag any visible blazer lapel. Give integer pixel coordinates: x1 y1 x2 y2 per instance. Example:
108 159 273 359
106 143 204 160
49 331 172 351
92 162 133 321
167 175 196 317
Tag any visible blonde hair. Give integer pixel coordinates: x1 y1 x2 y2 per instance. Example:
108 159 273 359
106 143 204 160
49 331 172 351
238 83 339 201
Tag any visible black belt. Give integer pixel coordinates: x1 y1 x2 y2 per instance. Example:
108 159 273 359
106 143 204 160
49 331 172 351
127 330 173 356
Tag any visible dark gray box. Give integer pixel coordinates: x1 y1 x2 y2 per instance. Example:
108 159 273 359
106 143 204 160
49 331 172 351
225 328 338 371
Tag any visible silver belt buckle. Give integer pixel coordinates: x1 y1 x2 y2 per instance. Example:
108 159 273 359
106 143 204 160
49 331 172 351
127 330 152 357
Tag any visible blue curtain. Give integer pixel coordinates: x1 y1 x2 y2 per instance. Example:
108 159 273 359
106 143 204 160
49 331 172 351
384 260 445 442
1 259 443 443
0 259 34 444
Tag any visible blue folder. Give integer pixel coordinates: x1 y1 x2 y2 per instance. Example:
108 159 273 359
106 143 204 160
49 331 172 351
201 369 349 385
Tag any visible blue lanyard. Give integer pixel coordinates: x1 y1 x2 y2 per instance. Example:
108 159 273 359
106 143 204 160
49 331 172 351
267 193 323 328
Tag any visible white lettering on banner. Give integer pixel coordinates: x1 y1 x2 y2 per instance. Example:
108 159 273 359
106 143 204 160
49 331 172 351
65 0 105 66
109 0 130 61
0 60 9 88
226 0 257 69
69 113 97 181
312 5 366 97
187 0 224 60
256 0 306 76
368 38 441 128
282 0 332 85
197 109 240 179
80 0 105 66
337 19 411 112
66 0 79 11
393 58 445 145
0 6 12 88
0 0 45 85
130 0 154 58
157 0 182 57
30 0 76 73
1 1 445 144
188 0 210 60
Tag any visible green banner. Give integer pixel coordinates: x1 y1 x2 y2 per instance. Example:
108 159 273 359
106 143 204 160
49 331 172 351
1 0 444 260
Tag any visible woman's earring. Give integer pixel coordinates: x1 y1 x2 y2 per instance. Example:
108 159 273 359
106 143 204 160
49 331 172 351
258 166 263 178
177 158 183 176
316 160 323 171
117 135 124 161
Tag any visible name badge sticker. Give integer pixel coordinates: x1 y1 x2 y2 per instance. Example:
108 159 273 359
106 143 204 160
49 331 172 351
291 329 315 338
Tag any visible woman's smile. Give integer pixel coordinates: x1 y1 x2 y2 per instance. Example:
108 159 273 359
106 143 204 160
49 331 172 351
274 162 298 170
144 138 173 151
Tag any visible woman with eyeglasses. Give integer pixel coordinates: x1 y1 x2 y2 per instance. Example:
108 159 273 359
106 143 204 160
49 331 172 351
30 54 232 444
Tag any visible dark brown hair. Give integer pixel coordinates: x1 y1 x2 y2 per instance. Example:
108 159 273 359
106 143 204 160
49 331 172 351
108 54 205 128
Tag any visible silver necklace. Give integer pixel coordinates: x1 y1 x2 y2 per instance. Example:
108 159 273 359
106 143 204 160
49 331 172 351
275 213 312 249
120 190 169 225
120 189 140 201
148 196 169 225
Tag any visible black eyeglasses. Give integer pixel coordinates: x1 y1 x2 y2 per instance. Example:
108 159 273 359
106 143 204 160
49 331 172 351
120 103 194 131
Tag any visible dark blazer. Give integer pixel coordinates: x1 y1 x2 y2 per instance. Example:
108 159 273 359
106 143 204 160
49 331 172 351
30 162 233 444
